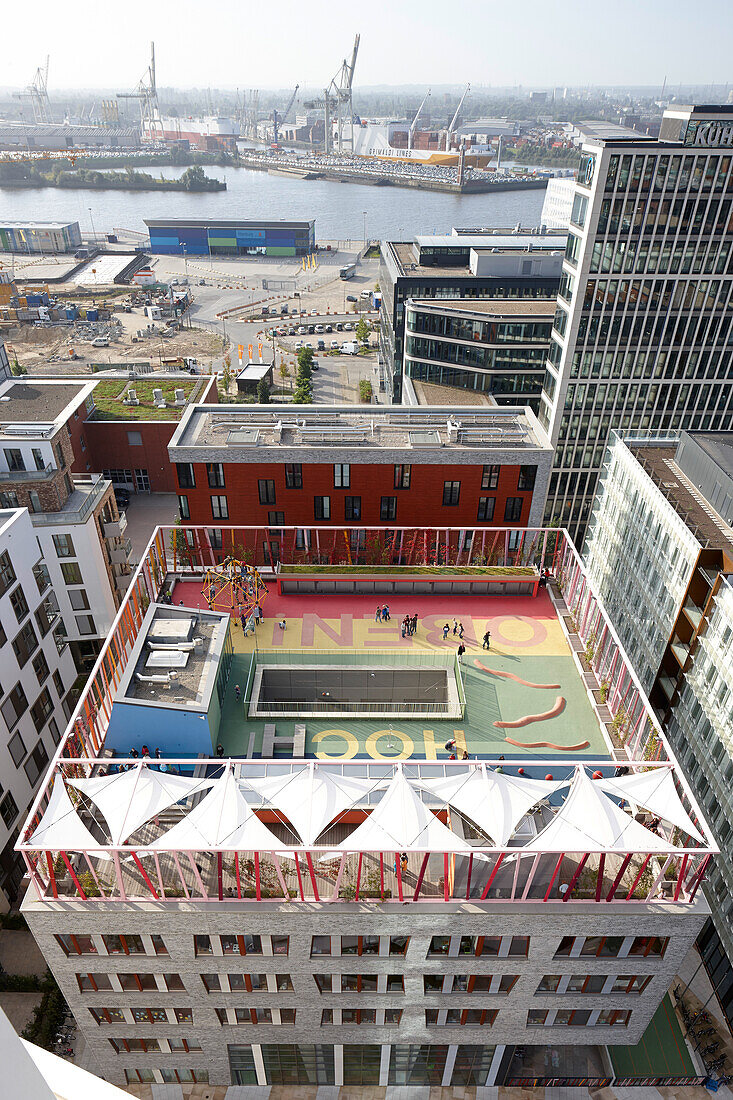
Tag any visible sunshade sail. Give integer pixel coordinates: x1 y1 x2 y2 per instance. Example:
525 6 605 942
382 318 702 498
417 764 566 846
27 777 106 851
596 768 706 845
246 764 382 844
149 764 290 851
527 767 671 853
68 764 216 844
337 767 472 852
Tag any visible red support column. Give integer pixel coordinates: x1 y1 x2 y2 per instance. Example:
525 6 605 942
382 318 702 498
253 853 261 901
217 853 223 901
413 854 430 901
304 852 320 902
673 855 689 903
45 852 58 900
595 854 606 902
562 853 588 902
59 851 88 900
625 855 651 900
235 854 242 900
131 853 159 900
543 855 564 901
480 854 505 901
294 855 306 901
465 854 474 900
355 853 363 901
395 853 404 901
605 854 633 901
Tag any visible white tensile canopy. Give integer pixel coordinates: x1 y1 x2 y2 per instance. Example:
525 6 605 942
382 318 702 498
149 764 290 851
527 766 671 852
337 767 472 853
417 764 566 846
67 764 216 845
245 764 382 844
596 768 706 845
27 777 106 852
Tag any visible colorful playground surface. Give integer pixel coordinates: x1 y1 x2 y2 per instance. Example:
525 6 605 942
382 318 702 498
172 581 610 762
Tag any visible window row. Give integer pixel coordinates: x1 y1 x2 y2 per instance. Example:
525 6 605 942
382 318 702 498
320 1009 403 1025
109 1037 201 1054
76 972 183 992
215 1007 296 1025
537 974 652 995
195 934 289 956
125 1069 207 1085
56 933 168 957
555 935 669 958
90 1007 192 1025
314 974 404 994
528 1008 631 1028
311 935 409 956
424 975 518 995
201 973 293 993
427 935 529 958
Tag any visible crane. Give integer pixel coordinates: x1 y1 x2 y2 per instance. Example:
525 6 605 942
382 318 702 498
408 89 431 152
14 57 51 125
272 84 299 147
117 42 162 141
445 82 470 152
327 33 360 155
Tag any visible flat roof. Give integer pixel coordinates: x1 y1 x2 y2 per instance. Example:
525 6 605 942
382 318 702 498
87 378 208 422
409 297 556 318
169 404 551 458
685 432 733 481
415 233 567 249
410 381 495 407
145 218 315 229
0 379 94 435
0 220 79 230
389 241 563 281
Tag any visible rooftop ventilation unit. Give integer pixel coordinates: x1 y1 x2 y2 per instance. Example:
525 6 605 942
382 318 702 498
174 389 186 405
124 389 139 406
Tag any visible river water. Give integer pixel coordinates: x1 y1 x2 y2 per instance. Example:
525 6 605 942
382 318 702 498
0 164 546 241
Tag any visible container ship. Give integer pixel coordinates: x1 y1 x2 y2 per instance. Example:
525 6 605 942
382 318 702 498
142 115 238 150
339 121 493 167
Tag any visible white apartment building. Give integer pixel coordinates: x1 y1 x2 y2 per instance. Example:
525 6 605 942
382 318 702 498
0 508 76 907
539 104 733 543
0 379 133 668
585 430 733 1029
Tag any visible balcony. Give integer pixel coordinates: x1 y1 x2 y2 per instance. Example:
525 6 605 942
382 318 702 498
0 463 55 483
114 571 132 593
108 538 133 565
102 512 127 538
30 476 110 528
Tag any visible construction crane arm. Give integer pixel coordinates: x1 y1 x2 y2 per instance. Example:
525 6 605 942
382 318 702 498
445 82 470 151
408 89 431 150
282 84 299 123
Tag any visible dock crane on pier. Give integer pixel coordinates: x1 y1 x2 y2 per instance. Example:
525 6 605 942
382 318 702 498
117 42 163 141
408 89 431 152
14 56 51 124
444 82 470 151
272 84 300 147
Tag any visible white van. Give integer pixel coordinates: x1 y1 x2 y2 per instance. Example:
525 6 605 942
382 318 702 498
341 341 359 355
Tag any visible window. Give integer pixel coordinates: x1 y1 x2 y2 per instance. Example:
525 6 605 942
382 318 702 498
314 496 330 520
76 973 113 992
118 973 157 991
272 936 289 955
285 464 302 488
164 973 184 990
30 689 53 733
556 936 626 957
258 479 276 505
211 495 228 519
424 975 445 993
2 683 28 730
8 730 26 767
75 615 96 636
54 935 97 956
311 936 331 955
176 463 195 489
12 621 38 666
342 936 379 955
566 974 607 993
35 598 56 637
628 936 669 957
109 1038 161 1054
178 495 190 520
4 448 24 472
443 481 461 506
597 1009 631 1026
260 1044 335 1085
207 463 225 488
102 934 145 955
0 492 18 509
536 975 562 993
28 491 42 514
334 464 350 488
208 529 223 550
0 550 15 598
55 443 65 469
394 464 411 489
48 718 60 745
201 973 221 992
90 1008 126 1025
268 512 285 527
504 497 523 522
69 589 90 612
32 448 45 471
60 562 83 585
194 935 212 955
33 562 50 596
0 793 18 829
477 497 495 522
390 936 410 955
611 975 652 994
482 465 500 490
9 585 28 623
32 651 50 685
380 496 397 521
344 496 361 521
52 533 76 559
518 465 537 491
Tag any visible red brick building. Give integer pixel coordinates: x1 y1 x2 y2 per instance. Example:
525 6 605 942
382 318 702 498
69 376 217 494
168 405 552 538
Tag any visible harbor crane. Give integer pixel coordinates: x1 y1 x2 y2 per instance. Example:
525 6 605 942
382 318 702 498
445 82 470 151
272 84 299 147
14 56 51 125
323 34 360 155
408 88 431 152
117 42 163 140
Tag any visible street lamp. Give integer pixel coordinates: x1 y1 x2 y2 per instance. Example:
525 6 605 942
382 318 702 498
363 210 367 248
88 207 97 248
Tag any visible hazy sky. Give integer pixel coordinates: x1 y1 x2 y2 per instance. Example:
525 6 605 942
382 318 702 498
4 0 733 91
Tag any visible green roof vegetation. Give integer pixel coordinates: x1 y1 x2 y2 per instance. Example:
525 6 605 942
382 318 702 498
279 564 536 575
90 379 202 421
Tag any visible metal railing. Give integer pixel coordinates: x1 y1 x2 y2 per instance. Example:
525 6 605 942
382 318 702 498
29 475 110 527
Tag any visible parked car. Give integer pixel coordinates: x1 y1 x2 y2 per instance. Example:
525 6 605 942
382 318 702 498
315 324 324 333
280 304 289 314
310 309 318 316
336 322 344 331
307 325 315 334
317 339 326 350
325 324 333 332
312 360 320 370
330 340 340 349
344 322 354 331
114 488 131 509
346 294 357 302
298 326 307 335
262 306 270 315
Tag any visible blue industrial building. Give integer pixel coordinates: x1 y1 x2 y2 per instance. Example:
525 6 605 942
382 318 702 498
145 218 315 257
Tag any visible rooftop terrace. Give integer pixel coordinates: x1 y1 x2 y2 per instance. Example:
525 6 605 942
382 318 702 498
15 524 715 909
88 378 206 422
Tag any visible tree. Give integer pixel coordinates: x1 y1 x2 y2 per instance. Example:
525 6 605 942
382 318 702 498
297 346 314 373
279 360 291 390
181 164 207 190
220 356 232 397
257 378 271 403
356 316 370 347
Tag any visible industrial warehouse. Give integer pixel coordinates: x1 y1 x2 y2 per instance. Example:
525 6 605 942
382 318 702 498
145 219 317 257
